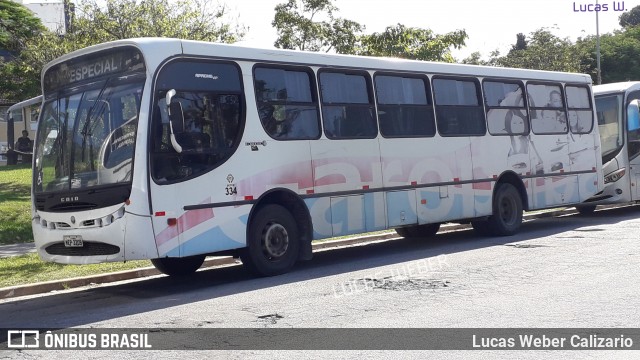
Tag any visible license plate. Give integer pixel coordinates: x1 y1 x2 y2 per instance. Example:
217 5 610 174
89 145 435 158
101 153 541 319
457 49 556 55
63 235 83 247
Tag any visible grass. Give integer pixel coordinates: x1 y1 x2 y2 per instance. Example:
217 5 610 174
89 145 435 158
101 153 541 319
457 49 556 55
0 164 34 245
0 164 154 288
0 253 151 288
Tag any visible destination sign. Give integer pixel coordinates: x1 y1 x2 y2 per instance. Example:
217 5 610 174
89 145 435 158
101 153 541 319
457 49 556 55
43 47 145 92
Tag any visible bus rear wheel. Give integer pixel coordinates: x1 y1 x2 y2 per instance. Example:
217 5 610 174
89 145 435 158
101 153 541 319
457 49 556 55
151 255 206 276
395 223 441 238
241 204 299 277
475 183 523 236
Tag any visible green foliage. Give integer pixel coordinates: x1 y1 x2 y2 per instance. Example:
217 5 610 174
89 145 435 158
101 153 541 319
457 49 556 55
619 5 640 28
577 27 640 83
480 28 585 73
500 29 584 72
70 0 245 44
272 0 467 62
0 164 34 245
0 0 44 53
0 0 46 101
511 33 527 52
358 24 467 62
2 0 245 101
272 0 363 53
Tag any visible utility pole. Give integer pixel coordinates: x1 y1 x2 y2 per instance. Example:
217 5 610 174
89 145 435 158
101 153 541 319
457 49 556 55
596 0 602 85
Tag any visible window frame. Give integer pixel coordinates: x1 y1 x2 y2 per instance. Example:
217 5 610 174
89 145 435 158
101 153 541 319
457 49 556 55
482 79 530 137
252 63 321 141
565 83 594 135
432 75 486 137
317 68 378 140
373 71 436 138
527 81 568 135
150 57 246 185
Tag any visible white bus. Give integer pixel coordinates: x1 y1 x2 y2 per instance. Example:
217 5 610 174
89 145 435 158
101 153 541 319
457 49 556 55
32 38 603 277
1 95 42 165
576 82 640 213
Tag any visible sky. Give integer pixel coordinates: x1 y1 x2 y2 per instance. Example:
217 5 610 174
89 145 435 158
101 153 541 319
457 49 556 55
223 0 638 60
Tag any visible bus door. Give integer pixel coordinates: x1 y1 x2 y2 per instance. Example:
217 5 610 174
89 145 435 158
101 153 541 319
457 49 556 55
528 83 574 207
150 59 246 258
566 85 598 203
311 70 384 238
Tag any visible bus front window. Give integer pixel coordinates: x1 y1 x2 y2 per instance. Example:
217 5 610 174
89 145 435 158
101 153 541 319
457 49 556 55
34 78 143 195
151 92 241 183
595 95 624 164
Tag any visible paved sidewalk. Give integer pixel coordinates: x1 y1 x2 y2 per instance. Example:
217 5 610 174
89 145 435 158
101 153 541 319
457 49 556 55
0 242 35 258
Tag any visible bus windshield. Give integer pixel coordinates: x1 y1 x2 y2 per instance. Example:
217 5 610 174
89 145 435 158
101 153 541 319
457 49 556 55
34 76 144 194
595 94 624 162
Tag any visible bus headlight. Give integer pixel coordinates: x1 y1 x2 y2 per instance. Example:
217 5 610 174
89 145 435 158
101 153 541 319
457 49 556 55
604 168 626 184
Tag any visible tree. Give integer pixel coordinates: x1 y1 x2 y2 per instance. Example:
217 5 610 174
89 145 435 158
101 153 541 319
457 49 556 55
358 24 467 62
272 0 467 62
619 5 640 28
3 0 246 101
272 0 364 52
0 0 45 101
462 50 500 66
510 33 527 52
495 28 584 73
577 27 640 83
0 0 44 54
70 0 245 45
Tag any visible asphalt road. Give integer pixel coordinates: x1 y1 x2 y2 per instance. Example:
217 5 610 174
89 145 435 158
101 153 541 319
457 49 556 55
1 206 639 358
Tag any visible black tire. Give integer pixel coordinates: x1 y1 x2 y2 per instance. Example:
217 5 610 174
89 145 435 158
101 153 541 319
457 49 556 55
240 204 300 277
576 205 597 215
151 255 206 276
395 223 440 238
485 183 523 236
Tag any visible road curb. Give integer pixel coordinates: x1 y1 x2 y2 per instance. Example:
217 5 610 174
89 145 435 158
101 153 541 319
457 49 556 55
0 204 631 300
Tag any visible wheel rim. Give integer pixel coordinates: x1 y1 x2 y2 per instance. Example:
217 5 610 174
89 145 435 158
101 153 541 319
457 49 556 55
261 221 289 260
498 194 517 225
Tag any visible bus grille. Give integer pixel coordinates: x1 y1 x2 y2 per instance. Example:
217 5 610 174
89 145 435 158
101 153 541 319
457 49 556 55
45 242 120 256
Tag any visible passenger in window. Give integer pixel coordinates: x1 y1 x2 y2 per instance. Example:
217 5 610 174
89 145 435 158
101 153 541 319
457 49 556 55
273 105 287 136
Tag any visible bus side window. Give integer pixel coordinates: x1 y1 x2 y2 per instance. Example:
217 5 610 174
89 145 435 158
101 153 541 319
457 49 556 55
565 85 593 134
253 66 320 140
627 98 640 160
319 70 377 139
433 77 485 136
375 73 435 138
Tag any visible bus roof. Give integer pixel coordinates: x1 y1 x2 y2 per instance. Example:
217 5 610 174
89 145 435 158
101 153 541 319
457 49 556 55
594 82 640 96
42 37 593 85
6 95 42 114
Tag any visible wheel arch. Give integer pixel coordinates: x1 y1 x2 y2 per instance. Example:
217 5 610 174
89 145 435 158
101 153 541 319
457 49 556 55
494 171 529 211
247 188 313 260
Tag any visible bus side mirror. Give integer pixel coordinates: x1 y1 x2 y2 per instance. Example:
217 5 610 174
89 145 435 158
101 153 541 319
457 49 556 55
165 89 184 153
628 100 640 132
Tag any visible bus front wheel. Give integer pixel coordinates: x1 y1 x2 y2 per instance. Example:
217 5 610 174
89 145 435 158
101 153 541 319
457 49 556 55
475 183 523 236
241 204 300 277
151 255 206 276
